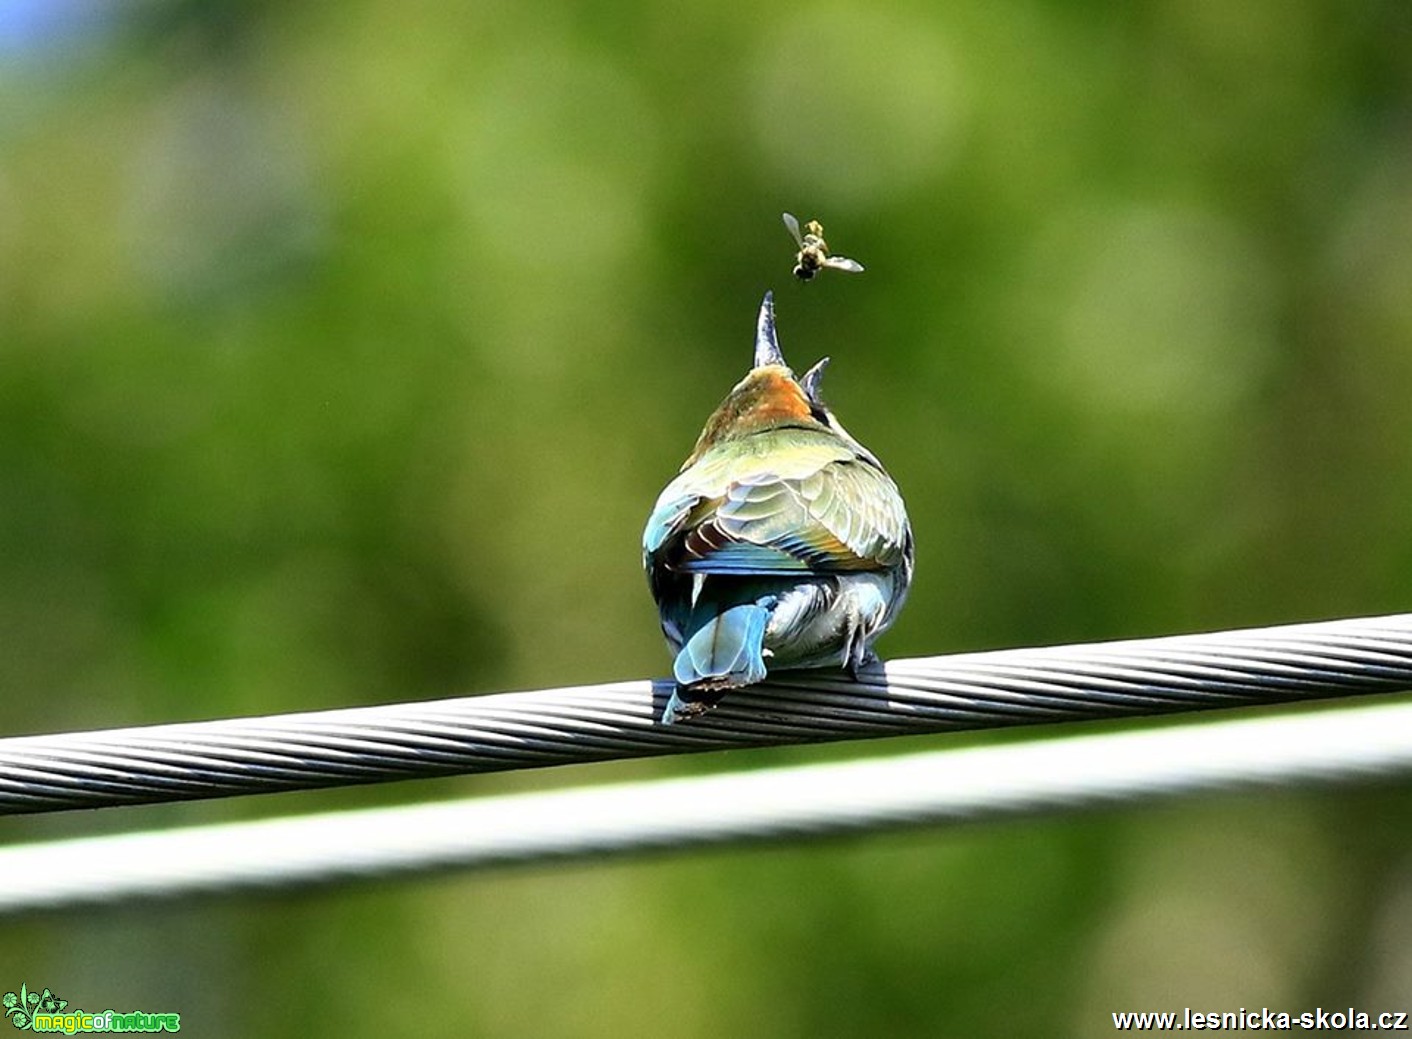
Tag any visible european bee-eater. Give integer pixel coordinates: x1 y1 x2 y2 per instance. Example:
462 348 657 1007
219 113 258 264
643 292 913 723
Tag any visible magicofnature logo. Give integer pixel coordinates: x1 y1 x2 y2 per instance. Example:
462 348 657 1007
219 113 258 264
3 985 179 1033
2 986 65 1031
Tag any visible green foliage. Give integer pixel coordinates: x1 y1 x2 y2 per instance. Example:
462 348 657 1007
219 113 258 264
2 0 1411 1035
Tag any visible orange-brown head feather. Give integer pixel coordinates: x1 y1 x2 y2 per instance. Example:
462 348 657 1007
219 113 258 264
683 365 824 466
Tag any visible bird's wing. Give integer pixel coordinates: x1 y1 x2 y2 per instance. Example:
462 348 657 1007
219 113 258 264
646 438 909 576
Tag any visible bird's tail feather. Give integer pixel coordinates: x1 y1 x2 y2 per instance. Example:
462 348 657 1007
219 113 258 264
672 602 770 687
665 603 771 723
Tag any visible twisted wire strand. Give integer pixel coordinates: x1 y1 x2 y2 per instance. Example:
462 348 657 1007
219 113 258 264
2 696 1411 915
2 613 1411 815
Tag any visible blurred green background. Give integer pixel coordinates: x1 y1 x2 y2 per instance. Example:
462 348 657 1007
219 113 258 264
3 0 1412 1034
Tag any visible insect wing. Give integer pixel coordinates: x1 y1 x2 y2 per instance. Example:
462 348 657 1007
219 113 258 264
782 212 805 247
823 255 865 273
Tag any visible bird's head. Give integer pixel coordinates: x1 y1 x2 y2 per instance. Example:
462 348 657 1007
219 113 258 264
682 292 838 466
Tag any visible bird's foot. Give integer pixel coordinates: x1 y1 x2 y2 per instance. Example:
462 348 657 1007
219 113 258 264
845 647 881 682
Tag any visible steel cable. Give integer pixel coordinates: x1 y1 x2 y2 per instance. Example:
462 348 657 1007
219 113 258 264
2 696 1411 914
1 613 1411 815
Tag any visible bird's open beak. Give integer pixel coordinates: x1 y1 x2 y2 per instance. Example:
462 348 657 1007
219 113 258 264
753 291 788 370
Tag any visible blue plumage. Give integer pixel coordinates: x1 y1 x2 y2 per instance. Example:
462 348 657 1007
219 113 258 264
673 602 773 688
644 293 913 723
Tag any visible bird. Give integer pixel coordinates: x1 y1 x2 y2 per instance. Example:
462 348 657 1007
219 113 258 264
643 291 913 723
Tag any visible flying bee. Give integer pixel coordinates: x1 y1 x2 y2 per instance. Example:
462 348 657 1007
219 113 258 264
783 212 865 282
